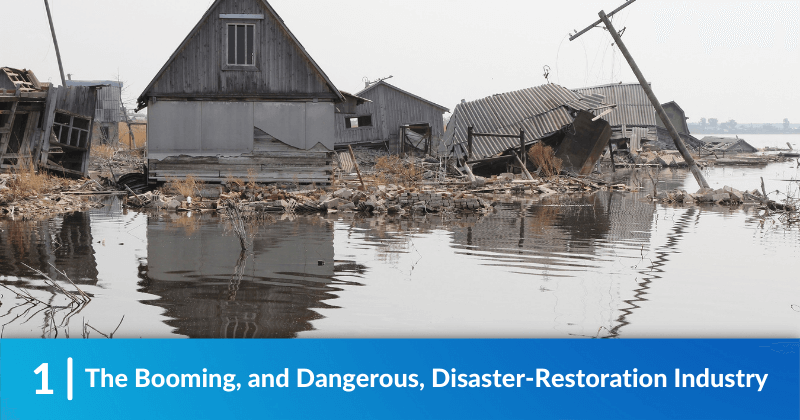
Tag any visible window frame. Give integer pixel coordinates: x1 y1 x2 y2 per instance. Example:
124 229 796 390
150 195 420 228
345 115 374 130
222 22 259 71
52 112 91 149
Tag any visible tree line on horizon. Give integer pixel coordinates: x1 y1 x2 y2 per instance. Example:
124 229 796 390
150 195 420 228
689 118 796 134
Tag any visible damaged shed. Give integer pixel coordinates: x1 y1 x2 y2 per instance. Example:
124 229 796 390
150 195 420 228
573 83 703 153
66 79 124 145
136 0 345 185
699 136 758 154
335 81 449 154
1 67 98 177
441 83 612 175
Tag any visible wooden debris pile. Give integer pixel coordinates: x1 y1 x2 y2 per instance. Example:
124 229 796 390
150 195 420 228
1 173 108 219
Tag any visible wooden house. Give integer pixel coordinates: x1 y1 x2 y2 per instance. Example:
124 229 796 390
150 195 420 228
334 81 449 154
66 79 124 145
136 0 345 185
1 67 98 177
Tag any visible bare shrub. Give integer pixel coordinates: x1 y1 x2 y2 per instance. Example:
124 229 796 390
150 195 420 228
528 142 563 177
246 168 258 191
165 175 203 199
374 155 422 186
225 173 245 191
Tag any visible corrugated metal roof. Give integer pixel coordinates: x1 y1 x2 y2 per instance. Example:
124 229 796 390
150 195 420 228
573 83 655 127
443 83 607 160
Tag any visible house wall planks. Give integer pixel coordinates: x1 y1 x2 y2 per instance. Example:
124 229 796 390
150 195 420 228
334 83 447 148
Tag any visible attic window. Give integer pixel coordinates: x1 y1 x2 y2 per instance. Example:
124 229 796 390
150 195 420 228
227 24 255 66
345 115 372 129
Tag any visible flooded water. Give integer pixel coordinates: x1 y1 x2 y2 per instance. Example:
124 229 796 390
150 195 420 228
1 159 798 339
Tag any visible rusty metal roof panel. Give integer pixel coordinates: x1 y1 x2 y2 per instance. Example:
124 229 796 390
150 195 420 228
573 83 655 127
443 83 606 160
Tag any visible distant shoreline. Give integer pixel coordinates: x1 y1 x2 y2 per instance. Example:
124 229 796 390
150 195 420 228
688 128 799 136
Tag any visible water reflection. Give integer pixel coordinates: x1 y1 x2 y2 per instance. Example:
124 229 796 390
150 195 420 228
137 213 361 338
0 212 98 284
0 161 798 338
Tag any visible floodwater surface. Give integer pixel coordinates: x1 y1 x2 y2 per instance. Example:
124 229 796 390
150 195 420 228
1 159 798 339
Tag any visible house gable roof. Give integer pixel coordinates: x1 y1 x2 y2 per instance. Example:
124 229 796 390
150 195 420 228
136 0 343 110
357 81 449 112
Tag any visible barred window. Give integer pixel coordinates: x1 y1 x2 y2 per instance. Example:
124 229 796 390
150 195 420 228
227 24 255 66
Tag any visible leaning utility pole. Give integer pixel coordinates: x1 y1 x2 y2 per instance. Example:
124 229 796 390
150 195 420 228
43 0 67 87
571 2 710 189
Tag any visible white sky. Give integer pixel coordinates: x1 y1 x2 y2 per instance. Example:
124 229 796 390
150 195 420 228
2 0 797 123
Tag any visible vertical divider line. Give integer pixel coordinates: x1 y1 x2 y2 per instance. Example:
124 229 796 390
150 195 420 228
67 357 73 401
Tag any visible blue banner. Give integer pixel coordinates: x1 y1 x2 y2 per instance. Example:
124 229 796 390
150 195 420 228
2 339 798 419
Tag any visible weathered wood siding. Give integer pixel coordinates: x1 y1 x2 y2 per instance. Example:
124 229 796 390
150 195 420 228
55 86 98 118
147 127 333 184
335 83 446 146
148 0 335 99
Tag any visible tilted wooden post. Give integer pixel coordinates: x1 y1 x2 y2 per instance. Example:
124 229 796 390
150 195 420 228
467 126 473 161
44 0 66 87
348 144 365 190
608 141 616 172
519 129 526 166
598 10 709 189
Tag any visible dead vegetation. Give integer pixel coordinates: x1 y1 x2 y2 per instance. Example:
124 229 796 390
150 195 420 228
4 157 51 200
165 175 203 199
1 158 108 219
528 143 563 177
90 144 116 160
373 155 423 187
117 122 147 149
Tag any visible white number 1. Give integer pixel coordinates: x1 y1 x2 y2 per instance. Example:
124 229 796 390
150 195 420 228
34 363 54 395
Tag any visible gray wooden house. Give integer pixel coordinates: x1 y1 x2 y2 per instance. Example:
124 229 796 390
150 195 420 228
66 79 124 145
136 0 345 184
1 67 98 177
334 81 449 154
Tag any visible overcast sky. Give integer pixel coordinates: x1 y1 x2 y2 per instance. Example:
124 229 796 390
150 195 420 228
3 0 797 123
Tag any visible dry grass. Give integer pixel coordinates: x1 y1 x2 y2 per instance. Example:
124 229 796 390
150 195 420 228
6 157 51 200
374 155 423 187
118 122 147 149
225 173 245 190
164 175 203 199
246 168 258 191
528 143 563 177
91 144 116 160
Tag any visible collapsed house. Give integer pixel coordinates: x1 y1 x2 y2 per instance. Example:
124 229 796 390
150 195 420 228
335 81 449 154
573 83 704 154
136 0 345 185
66 79 124 145
699 136 758 154
1 67 98 177
442 83 612 175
